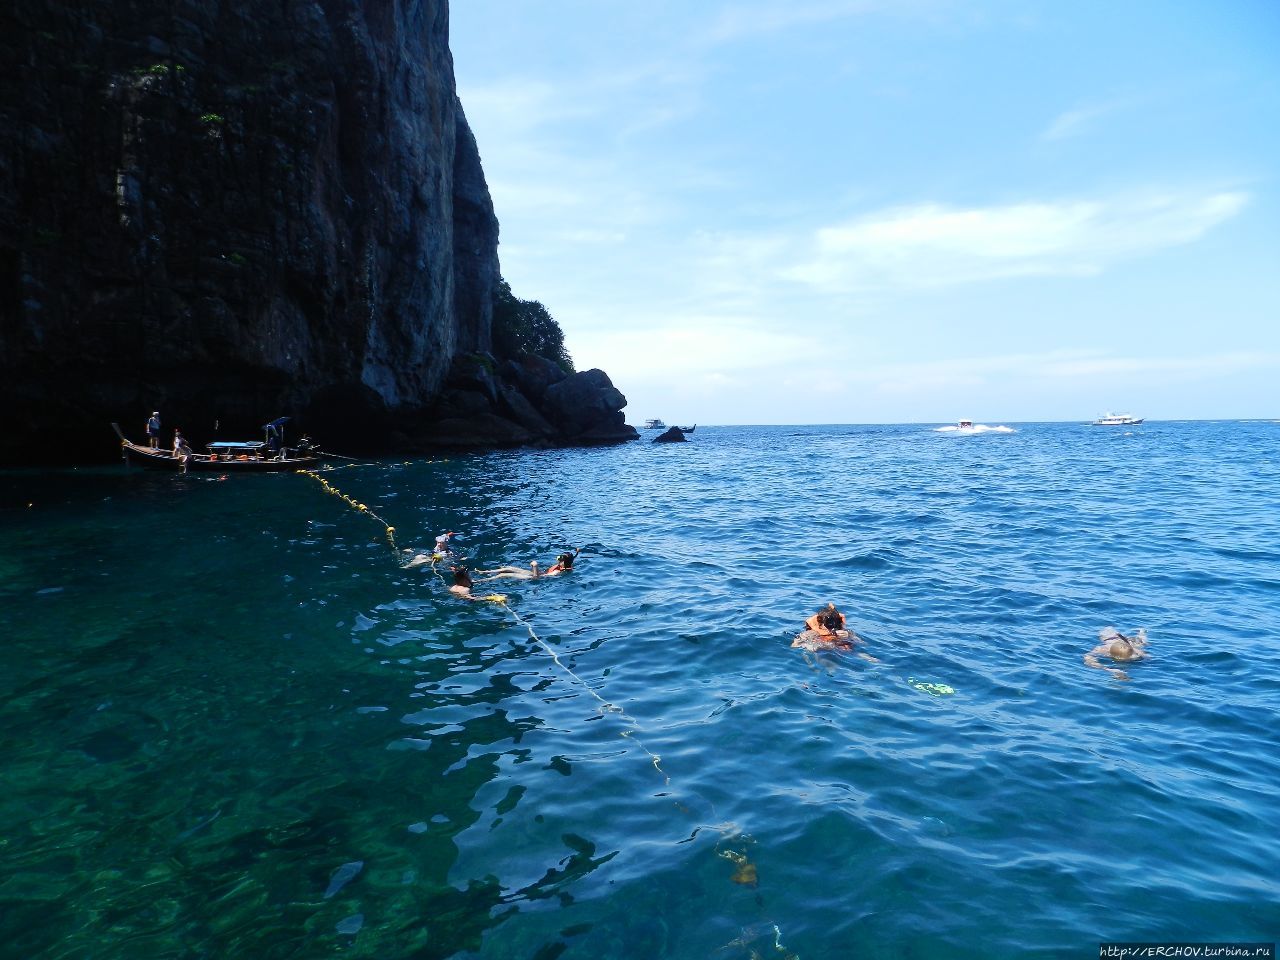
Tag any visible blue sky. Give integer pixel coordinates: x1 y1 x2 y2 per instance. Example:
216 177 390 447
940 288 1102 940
450 1 1280 424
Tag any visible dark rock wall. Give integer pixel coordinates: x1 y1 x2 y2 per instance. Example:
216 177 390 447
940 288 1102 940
1 0 512 462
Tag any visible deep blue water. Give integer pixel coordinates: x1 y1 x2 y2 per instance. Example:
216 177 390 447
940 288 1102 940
2 421 1278 959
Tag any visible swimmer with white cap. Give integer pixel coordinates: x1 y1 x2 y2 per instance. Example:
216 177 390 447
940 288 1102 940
433 530 458 557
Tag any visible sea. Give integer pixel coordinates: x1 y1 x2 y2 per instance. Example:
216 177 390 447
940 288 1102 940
1 421 1277 960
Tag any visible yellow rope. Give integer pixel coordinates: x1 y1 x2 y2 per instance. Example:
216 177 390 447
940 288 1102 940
300 469 400 555
301 469 667 780
492 595 669 783
299 467 793 948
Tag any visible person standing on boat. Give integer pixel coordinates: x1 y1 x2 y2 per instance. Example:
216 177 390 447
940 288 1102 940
264 421 282 458
146 411 162 448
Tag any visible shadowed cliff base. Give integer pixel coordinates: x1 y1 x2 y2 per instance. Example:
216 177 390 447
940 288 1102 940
7 352 637 465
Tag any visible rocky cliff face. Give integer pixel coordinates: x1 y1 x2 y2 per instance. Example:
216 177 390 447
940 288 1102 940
0 0 635 464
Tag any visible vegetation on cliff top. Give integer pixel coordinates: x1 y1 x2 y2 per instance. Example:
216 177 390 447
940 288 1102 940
492 278 574 373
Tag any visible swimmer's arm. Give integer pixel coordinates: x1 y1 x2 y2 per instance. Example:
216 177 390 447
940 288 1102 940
857 651 880 663
1084 650 1130 679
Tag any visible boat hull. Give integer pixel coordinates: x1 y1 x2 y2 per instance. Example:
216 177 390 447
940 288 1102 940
121 440 321 472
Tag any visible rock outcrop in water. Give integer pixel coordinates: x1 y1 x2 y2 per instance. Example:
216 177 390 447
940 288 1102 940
652 426 688 443
0 0 637 464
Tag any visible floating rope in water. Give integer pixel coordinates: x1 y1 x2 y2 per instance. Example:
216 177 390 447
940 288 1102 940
492 592 669 783
301 468 795 949
303 471 668 779
300 469 400 555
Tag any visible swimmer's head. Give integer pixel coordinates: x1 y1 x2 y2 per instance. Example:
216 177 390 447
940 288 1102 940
819 609 843 631
1109 639 1139 661
451 565 472 587
557 552 575 569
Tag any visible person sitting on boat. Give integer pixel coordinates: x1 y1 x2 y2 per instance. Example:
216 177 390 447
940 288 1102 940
542 548 580 577
146 411 162 449
1084 627 1149 680
172 429 193 462
475 561 542 581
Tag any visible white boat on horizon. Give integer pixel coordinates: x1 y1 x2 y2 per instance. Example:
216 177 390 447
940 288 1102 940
642 418 666 430
933 419 1015 434
1092 413 1144 426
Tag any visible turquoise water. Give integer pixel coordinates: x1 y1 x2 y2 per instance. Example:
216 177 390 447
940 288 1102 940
2 422 1278 959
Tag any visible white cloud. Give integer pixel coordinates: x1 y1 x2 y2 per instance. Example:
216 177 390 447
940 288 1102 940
780 191 1248 291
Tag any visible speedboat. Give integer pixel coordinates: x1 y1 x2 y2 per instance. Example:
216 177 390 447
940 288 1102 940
1091 413 1144 426
643 419 666 430
933 419 1015 434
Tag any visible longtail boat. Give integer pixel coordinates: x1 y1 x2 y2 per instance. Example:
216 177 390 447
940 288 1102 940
112 423 324 472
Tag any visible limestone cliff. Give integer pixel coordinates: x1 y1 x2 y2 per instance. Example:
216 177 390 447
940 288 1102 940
0 0 636 464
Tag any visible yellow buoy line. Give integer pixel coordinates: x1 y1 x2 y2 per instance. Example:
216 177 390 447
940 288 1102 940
301 469 401 555
301 466 794 956
301 468 669 780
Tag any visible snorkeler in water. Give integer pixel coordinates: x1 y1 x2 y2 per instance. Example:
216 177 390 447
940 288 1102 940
793 603 879 662
542 548 580 577
449 565 474 598
402 549 435 569
475 561 541 581
1083 627 1149 680
804 603 847 638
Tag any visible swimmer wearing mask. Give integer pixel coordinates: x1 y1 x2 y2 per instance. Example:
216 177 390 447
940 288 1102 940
542 548 580 577
1084 627 1149 680
793 603 879 662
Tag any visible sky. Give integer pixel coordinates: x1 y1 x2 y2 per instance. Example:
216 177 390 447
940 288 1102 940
449 1 1280 425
